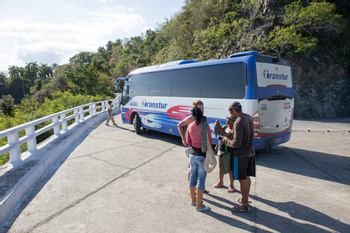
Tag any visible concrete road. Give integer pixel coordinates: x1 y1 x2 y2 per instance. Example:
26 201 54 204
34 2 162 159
3 117 350 233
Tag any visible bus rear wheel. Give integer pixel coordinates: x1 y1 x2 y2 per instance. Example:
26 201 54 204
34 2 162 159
133 114 141 134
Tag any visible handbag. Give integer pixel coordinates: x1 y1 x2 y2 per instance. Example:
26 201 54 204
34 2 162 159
220 140 232 174
185 147 190 158
204 133 217 173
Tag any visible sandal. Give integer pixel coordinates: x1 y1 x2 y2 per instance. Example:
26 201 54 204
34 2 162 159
196 205 211 212
227 187 236 193
213 183 224 188
191 201 203 206
231 204 252 213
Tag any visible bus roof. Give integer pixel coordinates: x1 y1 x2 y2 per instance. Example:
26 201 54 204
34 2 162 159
130 60 199 74
128 51 268 76
230 51 260 58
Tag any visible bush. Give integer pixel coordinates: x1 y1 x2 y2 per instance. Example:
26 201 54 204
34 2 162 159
1 95 15 117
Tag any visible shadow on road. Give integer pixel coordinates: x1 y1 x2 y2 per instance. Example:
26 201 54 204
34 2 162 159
256 147 350 185
203 193 350 233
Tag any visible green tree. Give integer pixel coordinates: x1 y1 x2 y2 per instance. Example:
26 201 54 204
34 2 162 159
266 25 318 57
52 65 70 91
69 51 94 65
282 1 343 38
262 1 343 57
1 94 15 116
67 63 102 96
26 62 39 84
8 65 26 101
0 72 8 96
38 63 53 79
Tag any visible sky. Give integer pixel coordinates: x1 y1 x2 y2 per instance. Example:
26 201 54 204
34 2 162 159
0 0 185 73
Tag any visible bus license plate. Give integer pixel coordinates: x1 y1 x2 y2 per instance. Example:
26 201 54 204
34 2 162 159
272 137 282 144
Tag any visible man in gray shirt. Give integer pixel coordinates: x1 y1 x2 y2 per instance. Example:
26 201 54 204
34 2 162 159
217 101 255 212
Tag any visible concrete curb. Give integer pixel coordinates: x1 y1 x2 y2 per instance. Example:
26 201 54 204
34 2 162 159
0 110 118 227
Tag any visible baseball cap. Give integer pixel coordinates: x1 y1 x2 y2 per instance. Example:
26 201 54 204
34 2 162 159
226 101 242 110
226 116 237 122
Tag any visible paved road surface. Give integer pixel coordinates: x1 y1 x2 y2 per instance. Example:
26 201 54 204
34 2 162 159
3 117 350 233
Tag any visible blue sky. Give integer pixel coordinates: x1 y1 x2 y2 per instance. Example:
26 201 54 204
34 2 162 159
0 0 185 72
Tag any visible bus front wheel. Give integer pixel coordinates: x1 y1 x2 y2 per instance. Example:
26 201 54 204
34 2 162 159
133 114 142 134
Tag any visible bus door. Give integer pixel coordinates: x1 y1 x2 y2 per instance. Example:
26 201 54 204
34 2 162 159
121 81 130 106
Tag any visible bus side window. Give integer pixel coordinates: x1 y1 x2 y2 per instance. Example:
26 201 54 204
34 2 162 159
200 63 246 99
172 69 200 97
150 71 172 96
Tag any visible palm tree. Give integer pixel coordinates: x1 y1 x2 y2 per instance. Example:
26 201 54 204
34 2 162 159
51 63 58 73
0 72 8 96
8 65 20 79
8 65 25 97
38 63 53 79
30 62 39 82
0 72 6 83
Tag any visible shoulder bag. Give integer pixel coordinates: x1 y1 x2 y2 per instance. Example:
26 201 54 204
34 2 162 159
204 133 217 173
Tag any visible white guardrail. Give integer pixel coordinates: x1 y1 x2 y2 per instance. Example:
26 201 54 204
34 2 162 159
0 96 120 167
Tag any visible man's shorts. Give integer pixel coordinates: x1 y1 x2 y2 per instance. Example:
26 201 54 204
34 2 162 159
232 156 256 180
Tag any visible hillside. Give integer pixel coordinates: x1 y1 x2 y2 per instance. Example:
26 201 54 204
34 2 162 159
1 0 349 119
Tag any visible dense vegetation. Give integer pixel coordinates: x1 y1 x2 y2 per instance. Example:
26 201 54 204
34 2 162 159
0 0 349 162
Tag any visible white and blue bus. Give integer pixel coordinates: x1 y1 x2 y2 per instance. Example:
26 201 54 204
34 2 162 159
120 51 294 150
114 77 126 92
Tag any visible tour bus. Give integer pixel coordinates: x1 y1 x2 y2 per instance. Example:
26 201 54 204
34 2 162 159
114 77 126 92
120 51 294 150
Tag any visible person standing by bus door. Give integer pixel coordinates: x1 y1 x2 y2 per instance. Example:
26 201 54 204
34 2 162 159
177 100 209 194
221 101 255 212
106 100 117 126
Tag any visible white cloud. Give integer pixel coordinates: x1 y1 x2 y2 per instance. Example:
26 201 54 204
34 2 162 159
0 5 149 71
0 0 185 72
98 0 107 4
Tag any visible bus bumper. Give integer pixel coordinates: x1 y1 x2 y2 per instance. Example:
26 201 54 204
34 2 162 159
254 131 291 150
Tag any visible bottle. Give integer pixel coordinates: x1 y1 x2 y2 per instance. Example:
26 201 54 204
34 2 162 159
213 118 219 138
